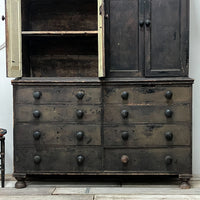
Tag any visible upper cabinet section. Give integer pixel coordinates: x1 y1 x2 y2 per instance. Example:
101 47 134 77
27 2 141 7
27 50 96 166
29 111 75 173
105 0 189 77
6 0 189 78
6 0 105 78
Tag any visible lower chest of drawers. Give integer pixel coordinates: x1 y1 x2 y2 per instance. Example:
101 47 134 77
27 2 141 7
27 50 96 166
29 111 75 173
13 79 192 176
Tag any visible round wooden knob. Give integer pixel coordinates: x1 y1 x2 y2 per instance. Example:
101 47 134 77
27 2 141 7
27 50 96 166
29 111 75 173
33 131 41 140
165 131 173 141
33 91 42 99
76 131 84 141
165 155 173 165
77 155 85 165
76 110 84 119
33 110 41 118
121 110 129 119
121 132 129 140
121 91 129 100
76 91 85 100
34 155 41 164
121 155 129 164
165 91 173 100
165 109 173 118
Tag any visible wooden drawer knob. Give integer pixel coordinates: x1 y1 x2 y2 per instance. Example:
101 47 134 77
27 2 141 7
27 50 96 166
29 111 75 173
33 91 42 99
76 131 84 141
33 110 41 118
121 155 129 164
165 155 173 165
33 131 41 140
165 109 173 118
165 91 173 100
121 131 129 140
76 110 84 119
165 131 173 141
121 110 129 119
121 91 129 100
77 155 85 165
76 91 85 100
34 155 41 164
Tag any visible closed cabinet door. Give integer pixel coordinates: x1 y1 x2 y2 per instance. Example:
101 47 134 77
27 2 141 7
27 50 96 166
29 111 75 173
105 0 189 77
145 0 189 77
105 0 144 77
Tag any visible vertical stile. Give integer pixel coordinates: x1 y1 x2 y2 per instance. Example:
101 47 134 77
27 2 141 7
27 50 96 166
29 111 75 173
98 0 105 77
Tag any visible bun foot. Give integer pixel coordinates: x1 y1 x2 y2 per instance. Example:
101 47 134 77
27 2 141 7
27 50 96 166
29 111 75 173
15 180 26 189
180 181 191 189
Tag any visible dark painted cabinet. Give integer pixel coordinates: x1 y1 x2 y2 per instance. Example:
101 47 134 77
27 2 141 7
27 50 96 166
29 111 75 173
5 0 192 189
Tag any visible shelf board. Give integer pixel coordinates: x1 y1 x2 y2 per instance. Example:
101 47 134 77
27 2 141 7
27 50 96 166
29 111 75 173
22 31 98 36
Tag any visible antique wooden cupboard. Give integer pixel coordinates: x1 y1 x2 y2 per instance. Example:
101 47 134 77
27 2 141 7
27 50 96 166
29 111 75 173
5 0 193 188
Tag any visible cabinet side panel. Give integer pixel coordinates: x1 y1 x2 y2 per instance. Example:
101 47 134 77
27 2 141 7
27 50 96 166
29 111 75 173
6 0 22 77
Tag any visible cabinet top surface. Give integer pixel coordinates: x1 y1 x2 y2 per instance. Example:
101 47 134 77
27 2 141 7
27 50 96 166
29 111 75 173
11 77 194 85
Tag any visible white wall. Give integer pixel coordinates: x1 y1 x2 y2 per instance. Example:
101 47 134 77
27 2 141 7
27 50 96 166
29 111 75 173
0 0 200 175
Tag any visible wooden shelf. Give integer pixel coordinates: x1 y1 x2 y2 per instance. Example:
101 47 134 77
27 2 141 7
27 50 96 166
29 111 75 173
22 31 98 36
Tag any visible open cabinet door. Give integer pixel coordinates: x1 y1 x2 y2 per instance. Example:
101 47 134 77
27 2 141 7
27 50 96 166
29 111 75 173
98 0 105 77
5 0 22 77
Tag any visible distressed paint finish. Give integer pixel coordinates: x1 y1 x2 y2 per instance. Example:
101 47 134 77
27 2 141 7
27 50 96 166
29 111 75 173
6 0 22 77
98 0 105 77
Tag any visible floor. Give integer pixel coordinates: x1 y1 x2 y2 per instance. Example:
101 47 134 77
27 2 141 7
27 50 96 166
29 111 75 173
0 176 200 200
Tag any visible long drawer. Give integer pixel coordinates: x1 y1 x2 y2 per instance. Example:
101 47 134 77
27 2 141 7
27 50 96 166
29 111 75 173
15 147 102 173
104 148 191 173
104 86 191 105
15 105 101 123
15 86 101 104
15 124 101 146
104 104 190 124
103 124 191 147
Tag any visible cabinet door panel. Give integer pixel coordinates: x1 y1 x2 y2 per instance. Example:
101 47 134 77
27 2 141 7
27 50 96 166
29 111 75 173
145 0 189 77
5 0 22 77
106 0 143 77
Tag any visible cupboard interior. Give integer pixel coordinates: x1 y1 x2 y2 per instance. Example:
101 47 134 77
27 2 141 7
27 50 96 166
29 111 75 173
22 36 98 77
21 0 98 31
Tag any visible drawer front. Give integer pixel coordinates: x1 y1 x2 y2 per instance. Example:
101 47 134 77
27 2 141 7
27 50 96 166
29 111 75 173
15 147 102 173
104 124 191 147
15 124 101 146
104 104 190 124
104 148 191 173
15 86 101 104
15 105 101 123
104 86 191 105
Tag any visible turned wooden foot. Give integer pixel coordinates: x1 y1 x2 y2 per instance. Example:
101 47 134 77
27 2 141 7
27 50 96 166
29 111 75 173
179 174 191 189
15 177 26 189
180 179 191 189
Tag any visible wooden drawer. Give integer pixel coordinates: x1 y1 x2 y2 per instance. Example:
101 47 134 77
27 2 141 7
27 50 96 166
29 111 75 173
15 124 101 146
15 105 101 123
104 124 191 147
15 86 101 104
104 86 191 105
104 104 190 124
15 147 102 173
104 148 191 173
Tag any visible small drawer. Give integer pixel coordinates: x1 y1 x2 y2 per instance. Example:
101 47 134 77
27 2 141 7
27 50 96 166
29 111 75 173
104 86 191 105
103 124 191 147
104 104 190 124
15 86 101 104
104 148 191 173
15 124 101 146
15 105 101 123
15 147 102 173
